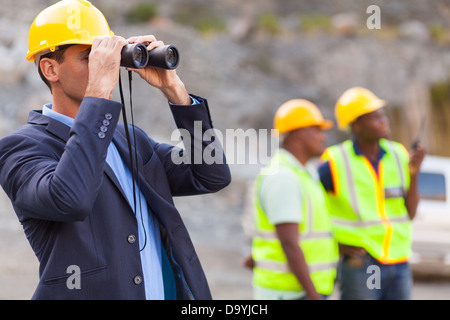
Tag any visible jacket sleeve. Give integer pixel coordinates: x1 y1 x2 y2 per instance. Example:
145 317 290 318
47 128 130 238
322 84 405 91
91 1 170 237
152 95 231 196
0 97 122 222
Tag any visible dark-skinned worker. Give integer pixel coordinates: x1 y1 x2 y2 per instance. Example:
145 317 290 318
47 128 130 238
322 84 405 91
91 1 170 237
0 0 230 299
250 99 339 300
319 87 425 300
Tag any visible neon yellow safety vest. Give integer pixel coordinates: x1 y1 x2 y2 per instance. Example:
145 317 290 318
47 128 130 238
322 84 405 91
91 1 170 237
321 139 411 264
252 151 339 295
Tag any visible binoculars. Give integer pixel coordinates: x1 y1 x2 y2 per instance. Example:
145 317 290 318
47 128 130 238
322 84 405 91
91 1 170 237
120 43 179 70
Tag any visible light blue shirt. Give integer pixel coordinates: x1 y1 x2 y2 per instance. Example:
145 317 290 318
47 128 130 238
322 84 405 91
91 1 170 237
43 104 165 299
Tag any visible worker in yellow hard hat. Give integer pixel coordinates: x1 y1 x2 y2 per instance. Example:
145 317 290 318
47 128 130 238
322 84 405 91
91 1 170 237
0 0 231 299
319 87 425 299
245 99 339 300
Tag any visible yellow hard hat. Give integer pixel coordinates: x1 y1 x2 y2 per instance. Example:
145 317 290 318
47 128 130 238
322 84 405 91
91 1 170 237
335 87 386 130
274 99 333 135
26 0 113 62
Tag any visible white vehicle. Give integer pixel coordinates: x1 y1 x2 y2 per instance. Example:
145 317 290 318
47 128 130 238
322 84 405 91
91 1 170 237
411 155 450 275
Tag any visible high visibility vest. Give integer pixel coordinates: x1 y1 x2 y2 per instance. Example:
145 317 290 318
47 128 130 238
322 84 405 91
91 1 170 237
321 139 411 264
252 151 339 295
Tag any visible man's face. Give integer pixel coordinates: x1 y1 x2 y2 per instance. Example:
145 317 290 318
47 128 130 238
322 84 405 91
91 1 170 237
298 125 327 157
55 44 91 105
352 108 390 141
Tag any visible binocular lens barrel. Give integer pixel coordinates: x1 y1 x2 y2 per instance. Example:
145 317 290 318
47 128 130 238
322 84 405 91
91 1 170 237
120 43 148 68
120 43 179 70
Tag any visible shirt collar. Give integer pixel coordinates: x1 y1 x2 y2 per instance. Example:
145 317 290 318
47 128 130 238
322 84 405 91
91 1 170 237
279 148 319 181
352 138 386 161
42 104 74 128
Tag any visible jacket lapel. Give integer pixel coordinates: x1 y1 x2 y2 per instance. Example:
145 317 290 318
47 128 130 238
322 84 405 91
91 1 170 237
27 110 70 143
108 130 146 210
112 128 145 179
103 162 130 205
112 128 170 222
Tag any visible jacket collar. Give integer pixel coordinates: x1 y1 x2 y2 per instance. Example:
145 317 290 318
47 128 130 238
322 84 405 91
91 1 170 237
28 109 71 142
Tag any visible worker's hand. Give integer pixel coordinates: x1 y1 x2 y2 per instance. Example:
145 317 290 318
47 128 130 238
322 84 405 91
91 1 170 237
85 36 128 100
409 143 425 176
126 35 191 105
242 254 255 269
306 290 323 300
339 244 366 258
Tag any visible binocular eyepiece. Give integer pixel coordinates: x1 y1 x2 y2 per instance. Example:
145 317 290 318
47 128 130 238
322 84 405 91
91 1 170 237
120 43 179 70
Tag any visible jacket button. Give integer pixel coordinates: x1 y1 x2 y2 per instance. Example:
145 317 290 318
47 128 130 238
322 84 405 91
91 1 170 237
127 234 136 244
105 113 113 120
133 275 143 285
98 132 106 139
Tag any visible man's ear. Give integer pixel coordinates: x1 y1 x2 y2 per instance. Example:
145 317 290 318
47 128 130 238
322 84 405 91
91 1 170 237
39 58 59 84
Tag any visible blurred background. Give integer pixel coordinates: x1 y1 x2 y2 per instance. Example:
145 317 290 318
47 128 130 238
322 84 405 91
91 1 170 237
1 0 450 299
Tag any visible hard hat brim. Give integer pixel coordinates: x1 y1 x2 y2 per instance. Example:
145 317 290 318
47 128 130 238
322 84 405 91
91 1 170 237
366 98 386 111
274 119 334 135
356 98 386 120
26 35 113 62
319 119 334 130
337 98 386 130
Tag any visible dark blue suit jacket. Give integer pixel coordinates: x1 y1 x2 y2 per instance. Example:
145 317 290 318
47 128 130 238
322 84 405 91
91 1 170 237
0 95 231 299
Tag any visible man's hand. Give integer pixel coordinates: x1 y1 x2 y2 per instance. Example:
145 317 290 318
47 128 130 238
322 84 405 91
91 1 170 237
242 254 255 269
339 244 367 258
276 223 322 300
405 143 425 220
126 35 191 105
85 36 128 100
409 143 425 176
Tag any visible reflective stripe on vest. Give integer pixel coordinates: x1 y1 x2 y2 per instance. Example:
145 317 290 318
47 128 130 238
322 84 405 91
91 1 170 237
324 139 412 264
256 260 337 273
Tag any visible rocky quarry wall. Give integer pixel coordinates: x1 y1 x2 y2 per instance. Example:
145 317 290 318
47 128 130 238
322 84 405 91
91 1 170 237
0 0 450 298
